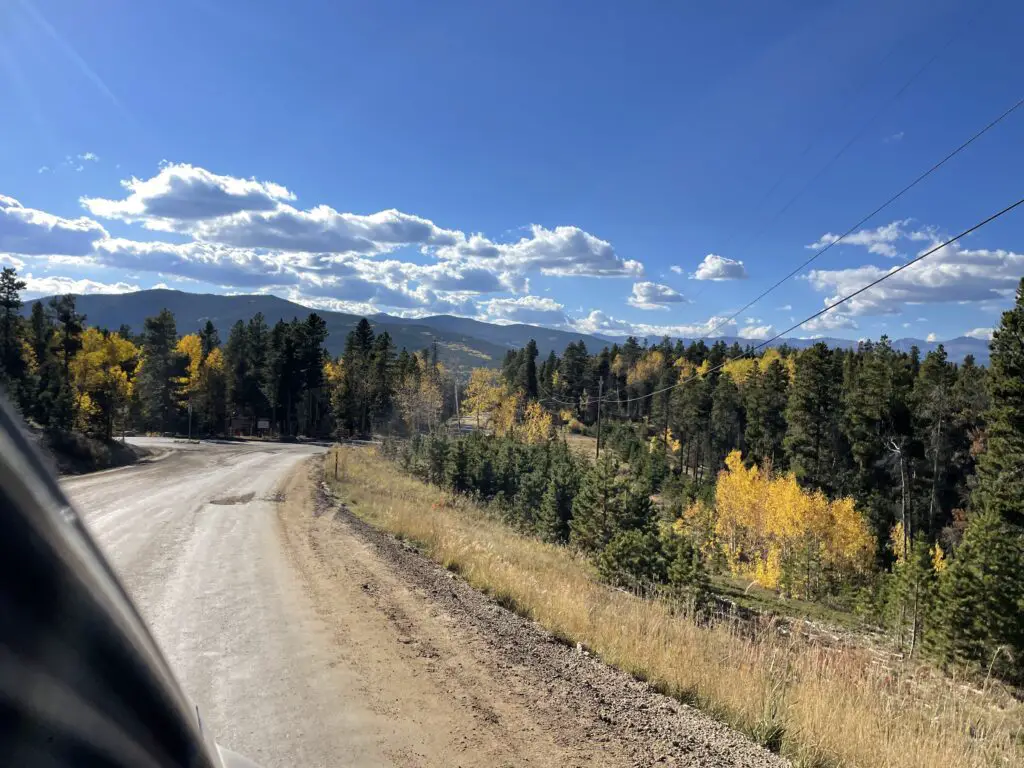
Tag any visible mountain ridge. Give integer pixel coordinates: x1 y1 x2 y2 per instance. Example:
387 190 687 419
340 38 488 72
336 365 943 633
22 289 991 365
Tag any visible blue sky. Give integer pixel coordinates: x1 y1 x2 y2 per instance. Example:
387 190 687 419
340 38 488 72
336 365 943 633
2 0 1023 342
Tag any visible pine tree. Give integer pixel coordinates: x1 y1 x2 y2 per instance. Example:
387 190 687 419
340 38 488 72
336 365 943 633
0 268 27 401
516 339 538 399
538 475 572 544
913 346 957 536
972 278 1024 529
47 295 84 431
136 309 180 433
570 456 622 554
665 533 709 599
930 509 1024 679
199 320 220 358
744 358 789 469
597 530 667 590
710 373 743 468
785 343 844 493
445 439 470 493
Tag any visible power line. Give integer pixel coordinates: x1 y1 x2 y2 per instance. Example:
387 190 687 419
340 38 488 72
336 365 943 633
693 92 1024 342
547 195 1024 409
687 1 992 306
612 195 1024 406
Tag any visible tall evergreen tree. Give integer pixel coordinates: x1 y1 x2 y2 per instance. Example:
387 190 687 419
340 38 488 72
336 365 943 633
710 373 743 468
516 339 538 399
785 343 844 493
972 278 1024 529
199 319 220 358
744 359 789 469
136 309 180 433
47 295 84 431
0 268 27 400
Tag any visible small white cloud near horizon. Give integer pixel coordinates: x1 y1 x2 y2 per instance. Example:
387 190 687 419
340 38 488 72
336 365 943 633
21 274 140 298
692 253 748 281
479 295 568 326
926 332 938 342
963 327 994 341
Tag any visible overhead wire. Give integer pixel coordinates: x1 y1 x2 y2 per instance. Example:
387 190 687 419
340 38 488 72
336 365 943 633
690 92 1024 342
687 0 993 306
539 93 1024 410
575 195 1024 409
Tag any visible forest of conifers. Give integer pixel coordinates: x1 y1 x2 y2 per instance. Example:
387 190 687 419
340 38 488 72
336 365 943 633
1 264 1022 681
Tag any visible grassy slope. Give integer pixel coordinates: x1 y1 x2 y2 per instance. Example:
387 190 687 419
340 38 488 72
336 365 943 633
324 445 1023 768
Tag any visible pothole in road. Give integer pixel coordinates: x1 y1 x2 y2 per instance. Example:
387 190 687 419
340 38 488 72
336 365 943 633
208 492 255 505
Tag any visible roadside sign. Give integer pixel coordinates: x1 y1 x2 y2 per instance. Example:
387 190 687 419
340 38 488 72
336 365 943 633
257 418 270 430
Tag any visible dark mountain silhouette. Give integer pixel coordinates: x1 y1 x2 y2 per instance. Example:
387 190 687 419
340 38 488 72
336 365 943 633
23 289 991 366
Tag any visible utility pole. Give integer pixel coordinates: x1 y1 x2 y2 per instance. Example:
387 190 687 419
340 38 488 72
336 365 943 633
595 378 603 460
188 401 193 441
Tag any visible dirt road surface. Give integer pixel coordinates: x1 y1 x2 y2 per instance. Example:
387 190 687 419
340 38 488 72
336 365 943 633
62 440 785 768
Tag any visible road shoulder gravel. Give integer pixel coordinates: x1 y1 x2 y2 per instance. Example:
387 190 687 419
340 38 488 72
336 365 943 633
284 456 788 768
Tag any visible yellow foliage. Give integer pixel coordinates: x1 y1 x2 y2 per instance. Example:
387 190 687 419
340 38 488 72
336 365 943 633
610 353 627 377
491 390 523 437
522 401 553 444
69 328 139 436
758 347 793 377
721 357 757 386
175 333 204 398
931 542 947 573
889 521 907 565
464 368 507 418
714 450 873 597
627 350 664 386
203 346 225 373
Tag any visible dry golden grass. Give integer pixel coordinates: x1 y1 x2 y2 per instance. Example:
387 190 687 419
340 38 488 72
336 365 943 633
325 445 1023 768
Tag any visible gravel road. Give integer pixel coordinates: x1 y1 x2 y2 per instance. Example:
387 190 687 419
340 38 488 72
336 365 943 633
61 440 785 768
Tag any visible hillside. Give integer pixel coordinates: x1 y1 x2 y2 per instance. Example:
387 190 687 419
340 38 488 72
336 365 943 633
23 290 508 370
24 289 991 366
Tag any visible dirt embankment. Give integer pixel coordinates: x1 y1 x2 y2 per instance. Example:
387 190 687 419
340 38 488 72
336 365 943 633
34 429 152 475
279 457 786 768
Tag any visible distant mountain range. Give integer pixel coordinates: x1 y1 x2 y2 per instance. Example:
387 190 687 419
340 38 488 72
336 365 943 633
22 289 992 366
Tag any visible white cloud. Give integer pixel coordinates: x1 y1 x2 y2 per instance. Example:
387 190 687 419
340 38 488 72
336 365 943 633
437 224 643 278
79 152 99 162
37 166 50 174
777 304 792 311
21 274 140 298
480 295 568 326
963 327 994 340
806 238 1024 316
739 323 775 340
926 333 938 342
806 220 917 258
573 310 636 335
670 265 684 274
627 281 686 310
883 131 905 144
190 204 461 254
572 313 739 340
692 253 748 280
6 163 653 317
801 307 858 332
82 162 296 225
0 194 108 256
81 164 644 284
